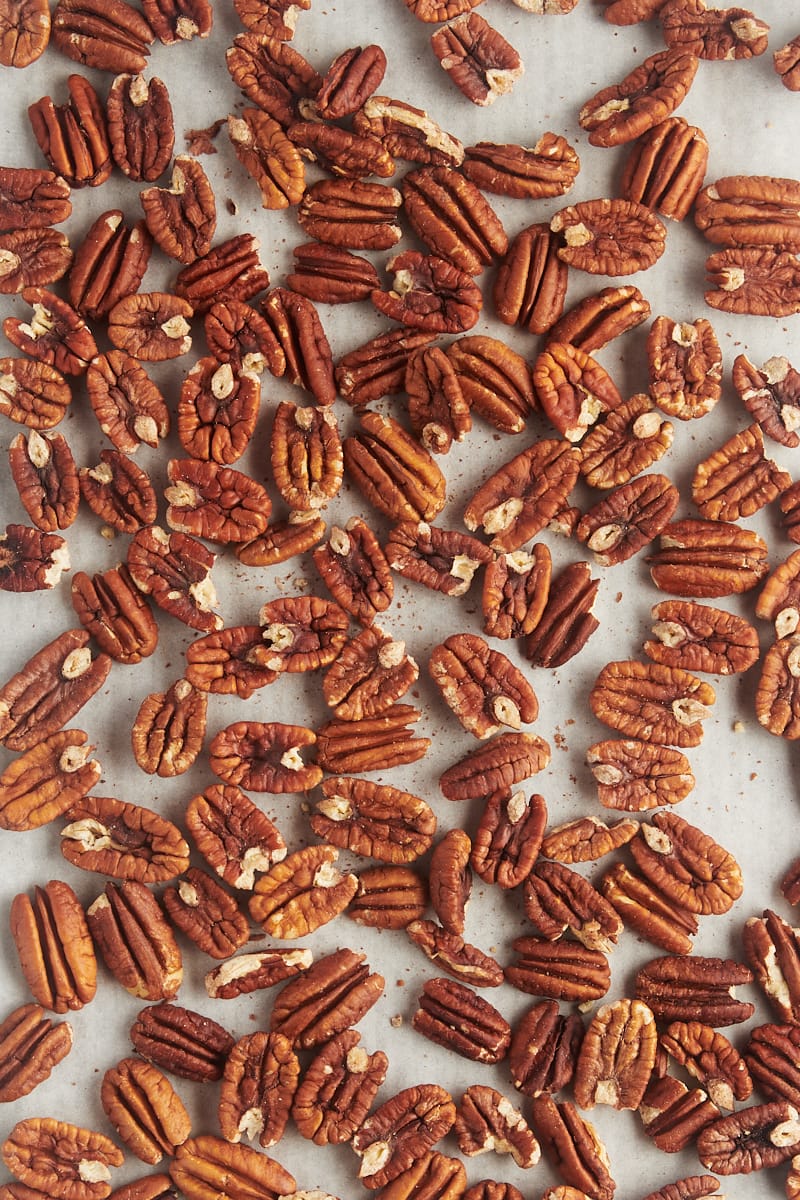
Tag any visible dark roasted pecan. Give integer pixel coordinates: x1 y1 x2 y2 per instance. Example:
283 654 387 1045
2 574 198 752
551 197 668 274
635 954 755 1025
541 815 639 863
405 344 470 454
209 720 320 793
71 565 157 665
0 0 50 66
639 1073 721 1153
60 795 190 882
402 166 507 276
454 1084 539 1165
292 1029 388 1145
429 633 538 739
1 1117 123 1199
589 659 715 746
4 288 96 376
298 178 402 250
286 242 380 303
579 47 699 147
471 789 546 888
127 525 222 632
140 155 216 264
372 249 482 332
579 396 673 488
0 628 108 751
344 410 446 524
506 938 611 1003
649 517 769 596
352 1083 456 1190
335 326 436 406
0 1002 72 1102
692 422 791 521
0 167 70 230
107 73 173 182
620 115 709 221
310 775 435 863
79 450 157 534
0 228 72 295
587 738 695 810
205 947 311 1000
509 999 584 1098
270 947 384 1048
0 357 72 430
463 133 578 200
573 998 657 1110
645 598 760 674
353 95 464 167
142 0 211 42
28 73 111 187
174 233 269 313
86 350 169 452
87 879 182 1002
68 211 152 320
0 523 69 593
431 13 523 106
131 678 207 778
528 1097 615 1200
387 520 492 599
439 731 551 801
249 844 357 937
661 1020 752 1109
10 879 96 1012
218 1031 299 1147
169 1136 295 1200
577 472 679 566
130 1001 235 1082
406 920 503 988
697 1101 800 1174
0 728 100 830
523 560 600 668
101 1057 190 1164
51 0 154 73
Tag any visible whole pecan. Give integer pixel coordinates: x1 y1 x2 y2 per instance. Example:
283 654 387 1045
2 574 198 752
218 1030 299 1148
0 1002 72 1102
28 73 111 188
101 1057 191 1163
310 776 436 864
228 108 305 209
1 1117 124 1200
579 47 699 147
249 843 357 938
130 1001 235 1082
270 947 384 1048
645 598 760 674
298 178 402 250
292 1029 388 1145
60 795 190 882
106 73 174 182
431 13 524 106
705 245 800 316
464 133 579 199
10 879 96 1012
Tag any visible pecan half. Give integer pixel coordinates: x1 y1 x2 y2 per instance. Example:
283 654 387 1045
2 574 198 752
218 1031 299 1147
79 450 157 534
226 30 321 125
0 729 100 830
347 865 427 930
746 1023 800 1105
249 844 357 938
541 816 639 864
697 1101 800 1174
645 598 760 674
533 341 622 442
705 245 800 315
506 939 611 1003
440 731 551 801
60 795 190 882
471 789 546 888
209 720 320 793
298 178 402 250
639 1073 721 1153
101 1057 190 1164
431 13 523 106
372 249 482 332
573 998 657 1110
577 472 680 566
579 47 699 147
402 166 507 276
28 73 111 188
695 173 800 249
463 133 578 200
524 860 623 952
4 288 96 377
70 564 158 665
732 352 800 446
310 776 436 864
413 977 511 1064
131 678 206 778
449 334 537 433
756 635 800 739
10 879 96 1013
269 402 341 514
0 167 71 230
406 920 503 988
743 909 800 1023
286 242 380 303
0 0 50 66
86 350 169 452
316 42 386 117
335 326 436 406
0 523 69 593
1 1118 123 1200
169 1136 295 1200
429 828 472 935
579 396 673 489
257 593 349 673
429 632 538 739
107 72 173 182
69 211 152 322
523 560 600 668
312 520 392 626
509 1000 584 1099
492 223 568 338
108 292 192 362
51 0 154 73
0 228 72 295
528 1098 615 1200
129 1001 234 1082
635 954 755 1025
549 284 651 353
292 1029 388 1145
0 357 72 430
165 458 270 545
353 95 464 167
587 738 695 810
551 197 668 274
620 115 709 221
140 155 216 264
589 659 715 746
662 0 769 59
323 624 418 720
405 344 470 454
454 1085 539 1165
482 546 551 640
648 518 769 596
464 439 580 551
270 947 384 1048
184 626 278 699
601 861 698 955
228 108 305 209
0 1002 72 1102
127 524 222 632
143 0 211 42
177 357 261 465
174 233 270 314
353 1083 456 1190
87 880 182 1002
691 422 791 522
775 35 800 90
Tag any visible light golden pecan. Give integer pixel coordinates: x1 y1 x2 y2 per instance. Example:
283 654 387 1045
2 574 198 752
291 1029 388 1145
169 1136 295 1200
236 513 325 566
249 843 357 938
506 939 611 1003
313 519 392 626
85 350 169 453
579 395 673 489
691 422 791 521
463 439 580 552
0 1002 72 1102
440 731 551 801
101 1057 191 1164
0 166 70 230
270 401 341 511
600 861 698 955
482 546 551 640
0 729 99 831
0 0 50 66
10 879 96 1013
51 0 154 73
347 864 428 929
705 245 800 315
322 624 419 721
129 1001 235 1082
429 828 472 936
87 880 182 1001
645 598 760 674
551 197 668 274
697 1101 800 1175
533 341 622 442
429 632 538 739
28 73 111 188
492 223 568 337
638 1073 721 1153
732 352 800 447
412 977 511 1064
620 115 709 221
205 947 311 1000
60 795 190 882
406 919 503 988
587 738 695 810
401 166 506 277
573 998 657 1110
431 12 523 106
660 1021 752 1109
106 73 173 182
523 860 623 953
70 565 158 665
161 868 249 959
528 1098 615 1200
353 95 464 168
1 1118 123 1200
270 947 384 1049
470 789 546 888
257 593 349 673
635 954 755 1026
0 357 72 430
174 233 270 315
310 776 436 864
508 999 584 1099
79 450 157 535
454 1084 539 1165
579 47 699 147
140 155 216 264
540 815 639 864
209 720 320 793
648 517 769 596
589 659 715 746
4 287 96 377
353 1083 456 1190
743 909 800 1023
218 1031 299 1148
0 628 108 752
228 108 305 209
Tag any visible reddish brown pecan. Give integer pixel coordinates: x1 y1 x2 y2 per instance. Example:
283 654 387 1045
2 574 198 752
313 519 393 626
705 245 800 316
4 288 96 377
743 909 800 1023
630 811 742 915
28 73 111 188
372 249 482 333
0 729 99 831
226 31 321 126
335 326 436 406
106 73 173 182
286 242 380 303
0 524 69 593
756 634 800 738
635 954 755 1026
697 1101 800 1175
428 632 539 739
186 782 286 890
509 999 584 1099
429 828 472 935
79 450 157 534
692 422 791 522
0 0 50 66
403 0 484 18
347 864 427 930
353 95 464 168
323 624 419 721
140 155 216 265
528 1098 615 1200
471 789 546 888
107 292 192 363
589 659 716 746
352 1083 456 1190
601 860 698 955
261 287 335 405
775 35 800 90
165 458 270 544
579 396 673 489
695 174 800 249
129 1001 234 1082
463 439 581 552
440 731 551 801
402 166 507 276
1 1118 124 1200
533 341 622 442
431 13 523 106
463 133 579 199
170 1136 295 1200
292 1029 388 1146
51 0 154 73
454 1085 539 1165
587 738 695 810
209 720 321 793
639 1073 721 1153
412 977 511 1064
551 197 668 275
482 546 552 640
0 166 70 230
0 357 72 430
405 344 470 454
270 947 384 1048
447 334 536 433
205 948 311 1000
648 518 769 597
573 998 657 1110
647 315 722 421
205 298 283 376
142 0 211 42
506 939 611 1003
661 0 769 59
0 1002 72 1102
218 1030 299 1147
620 115 709 221
549 284 651 353
10 879 96 1013
127 525 221 632
661 1021 753 1109
0 228 72 296
732 352 800 446
781 482 800 545
343 410 446 524
173 233 269 314
249 844 357 938
131 678 207 778
577 472 680 567
70 565 158 665
86 350 169 453
270 401 341 512
233 0 308 38
316 43 386 117
524 860 623 952
257 593 349 674
184 625 278 699
645 598 760 674
309 776 436 864
60 795 190 882
298 178 402 250
745 1023 800 1105
86 879 182 1002
68 211 152 321
177 356 261 465
579 48 699 147
101 1057 190 1165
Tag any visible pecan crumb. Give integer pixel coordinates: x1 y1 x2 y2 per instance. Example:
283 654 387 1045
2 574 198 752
184 119 226 155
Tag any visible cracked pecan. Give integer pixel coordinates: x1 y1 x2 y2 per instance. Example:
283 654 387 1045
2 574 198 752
691 422 791 521
732 352 800 446
60 794 190 883
429 632 538 739
639 1073 721 1153
10 879 96 1013
579 47 699 147
406 920 503 988
464 438 580 551
4 287 96 377
127 525 222 632
107 73 173 182
523 860 623 952
431 13 523 106
0 729 99 831
645 598 760 674
129 1001 234 1082
440 731 551 801
574 998 657 1110
589 659 715 746
87 879 182 1001
101 1057 190 1164
743 909 800 1023
413 977 511 1064
140 155 216 264
1 1118 123 1200
218 1031 299 1148
552 197 668 274
79 450 157 534
310 776 436 864
205 948 311 1000
28 73 111 188
0 1002 72 1102
249 844 357 938
185 777 289 892
353 94 463 167
270 947 384 1048
71 565 158 665
292 1029 388 1146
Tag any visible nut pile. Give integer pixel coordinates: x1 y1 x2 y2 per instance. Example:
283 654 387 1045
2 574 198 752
3 1 800 1199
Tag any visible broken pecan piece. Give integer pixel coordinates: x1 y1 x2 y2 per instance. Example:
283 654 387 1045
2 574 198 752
205 948 311 1000
454 1085 539 1165
732 351 800 446
661 1020 752 1109
579 47 699 147
228 108 305 209
482 546 551 640
406 920 503 988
